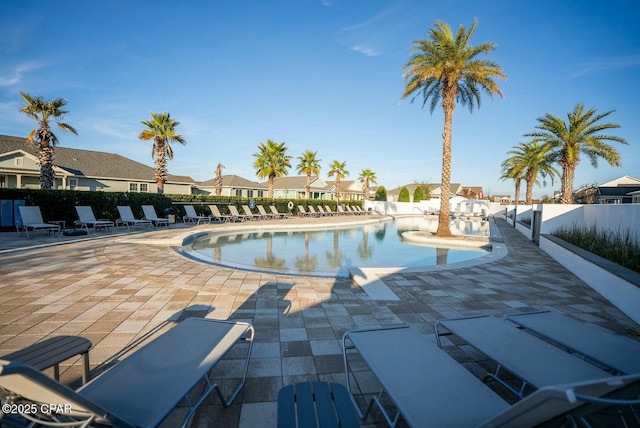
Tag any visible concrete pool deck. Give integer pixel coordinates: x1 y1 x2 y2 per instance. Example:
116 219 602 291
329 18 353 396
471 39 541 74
0 215 638 427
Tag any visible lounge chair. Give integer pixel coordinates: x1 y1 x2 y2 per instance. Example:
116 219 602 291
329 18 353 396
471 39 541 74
75 206 114 232
505 310 640 375
208 205 233 223
435 315 610 398
342 325 640 428
117 206 153 229
228 205 251 222
297 205 312 217
242 205 262 220
270 205 289 219
323 205 337 216
307 205 321 217
0 317 254 428
257 205 277 219
316 205 329 216
16 206 61 238
183 205 211 225
336 205 348 215
142 205 171 227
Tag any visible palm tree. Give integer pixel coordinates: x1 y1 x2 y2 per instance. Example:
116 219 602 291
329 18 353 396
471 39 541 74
19 92 78 189
526 103 628 203
139 112 186 194
504 141 559 204
499 157 524 206
327 160 349 203
358 168 377 201
214 163 224 196
401 19 507 236
253 139 292 198
296 150 321 199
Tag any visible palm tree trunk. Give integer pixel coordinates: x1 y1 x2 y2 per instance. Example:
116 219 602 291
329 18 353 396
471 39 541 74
39 145 55 189
514 178 521 206
562 165 575 204
306 174 311 199
335 177 341 203
525 170 535 204
268 175 275 199
155 144 166 194
437 98 454 237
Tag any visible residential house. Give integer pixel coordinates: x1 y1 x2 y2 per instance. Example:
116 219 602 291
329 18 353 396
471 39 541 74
271 176 332 200
387 183 464 202
325 180 363 201
0 134 195 194
461 186 485 200
195 175 266 198
594 176 640 204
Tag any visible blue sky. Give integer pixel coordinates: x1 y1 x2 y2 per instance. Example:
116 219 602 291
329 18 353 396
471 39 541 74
1 0 638 198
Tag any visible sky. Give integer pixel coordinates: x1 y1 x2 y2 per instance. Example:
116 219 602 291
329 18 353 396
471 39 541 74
1 0 639 199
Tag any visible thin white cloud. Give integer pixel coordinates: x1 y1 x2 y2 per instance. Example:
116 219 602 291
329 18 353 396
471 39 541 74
0 62 43 87
569 55 640 78
321 0 331 6
339 9 392 33
351 44 380 57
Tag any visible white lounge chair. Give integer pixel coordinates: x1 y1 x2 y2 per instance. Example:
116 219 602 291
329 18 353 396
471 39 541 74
208 205 232 223
323 205 337 216
16 206 61 238
307 206 322 217
242 205 262 220
0 318 254 428
117 206 153 229
297 205 312 217
183 205 210 225
257 205 277 219
228 205 251 222
270 205 289 219
343 325 640 427
142 205 170 227
75 206 114 232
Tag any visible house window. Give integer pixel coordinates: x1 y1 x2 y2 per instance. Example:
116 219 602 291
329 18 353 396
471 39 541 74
69 178 78 190
258 190 264 198
129 183 138 192
14 158 23 167
235 189 242 197
247 190 253 198
140 183 149 193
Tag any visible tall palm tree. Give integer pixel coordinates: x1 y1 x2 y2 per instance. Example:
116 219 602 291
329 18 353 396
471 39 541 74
327 160 349 203
19 92 78 189
401 19 506 236
504 141 559 204
358 168 377 201
139 112 186 194
526 103 627 203
253 139 291 198
296 150 321 199
499 157 524 206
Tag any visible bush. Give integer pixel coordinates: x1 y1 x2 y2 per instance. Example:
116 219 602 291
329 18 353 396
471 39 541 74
398 187 410 202
552 224 640 273
413 186 425 202
374 186 387 201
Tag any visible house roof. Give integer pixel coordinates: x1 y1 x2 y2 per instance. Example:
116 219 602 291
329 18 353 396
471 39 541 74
599 175 640 187
597 186 640 197
325 180 360 192
272 176 328 190
0 134 195 184
198 174 264 188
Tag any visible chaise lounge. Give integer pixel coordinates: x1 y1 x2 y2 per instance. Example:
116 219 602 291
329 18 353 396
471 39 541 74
16 206 61 238
0 317 254 428
75 206 114 233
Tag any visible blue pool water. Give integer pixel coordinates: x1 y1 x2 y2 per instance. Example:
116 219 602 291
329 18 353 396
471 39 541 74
184 217 491 277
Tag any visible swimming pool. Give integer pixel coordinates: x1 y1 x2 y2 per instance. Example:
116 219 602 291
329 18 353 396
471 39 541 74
182 217 492 277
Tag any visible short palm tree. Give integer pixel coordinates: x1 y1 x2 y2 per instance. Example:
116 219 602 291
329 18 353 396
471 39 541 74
526 103 628 203
139 112 186 194
327 160 349 203
503 141 558 204
358 168 377 200
19 91 78 189
296 150 321 199
253 139 292 198
499 157 524 206
401 19 506 236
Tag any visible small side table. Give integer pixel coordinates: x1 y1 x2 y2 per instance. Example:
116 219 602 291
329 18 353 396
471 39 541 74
47 220 66 235
1 336 92 384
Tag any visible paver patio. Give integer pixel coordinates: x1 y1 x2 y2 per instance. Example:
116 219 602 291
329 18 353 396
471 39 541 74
0 215 637 427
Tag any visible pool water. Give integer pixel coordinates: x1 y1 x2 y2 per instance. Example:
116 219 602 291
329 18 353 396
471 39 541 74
184 217 491 277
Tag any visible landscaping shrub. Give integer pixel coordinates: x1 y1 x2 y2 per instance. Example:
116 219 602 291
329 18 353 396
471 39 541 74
413 186 425 202
552 224 640 273
374 186 387 201
398 187 410 202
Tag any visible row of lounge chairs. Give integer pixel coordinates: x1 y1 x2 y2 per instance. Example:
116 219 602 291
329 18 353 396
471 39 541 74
182 204 291 224
297 204 370 217
16 205 171 238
